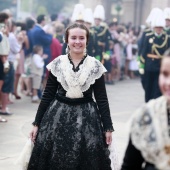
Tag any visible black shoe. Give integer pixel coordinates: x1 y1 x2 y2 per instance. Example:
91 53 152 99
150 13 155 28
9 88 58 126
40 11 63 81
0 111 13 115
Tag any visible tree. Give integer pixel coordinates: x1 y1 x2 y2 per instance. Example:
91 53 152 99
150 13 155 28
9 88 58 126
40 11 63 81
37 6 48 16
0 0 14 11
35 0 78 15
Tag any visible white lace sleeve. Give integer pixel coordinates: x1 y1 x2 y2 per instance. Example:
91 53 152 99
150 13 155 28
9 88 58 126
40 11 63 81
109 133 120 170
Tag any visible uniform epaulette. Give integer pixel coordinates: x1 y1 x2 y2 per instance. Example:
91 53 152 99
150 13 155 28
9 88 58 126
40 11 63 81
144 28 151 32
146 32 154 36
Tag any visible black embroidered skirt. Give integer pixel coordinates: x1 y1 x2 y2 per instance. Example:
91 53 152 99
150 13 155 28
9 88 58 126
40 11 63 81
27 96 112 170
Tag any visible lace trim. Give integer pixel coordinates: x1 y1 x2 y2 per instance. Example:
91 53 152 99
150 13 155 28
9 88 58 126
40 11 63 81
131 96 170 170
109 133 120 170
46 55 107 98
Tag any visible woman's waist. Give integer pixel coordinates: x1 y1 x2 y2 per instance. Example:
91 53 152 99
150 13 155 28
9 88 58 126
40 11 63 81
55 94 94 105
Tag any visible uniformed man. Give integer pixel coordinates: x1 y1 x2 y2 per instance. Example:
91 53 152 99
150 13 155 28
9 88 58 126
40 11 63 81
91 5 112 62
141 10 170 102
164 7 170 35
138 8 162 89
138 8 162 68
84 8 95 57
71 3 85 24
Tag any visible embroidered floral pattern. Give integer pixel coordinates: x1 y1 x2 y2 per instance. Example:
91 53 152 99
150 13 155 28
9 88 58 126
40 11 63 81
27 100 112 170
131 96 170 170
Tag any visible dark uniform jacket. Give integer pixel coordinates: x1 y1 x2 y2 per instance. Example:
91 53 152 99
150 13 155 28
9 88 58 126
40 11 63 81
121 138 157 170
87 29 96 57
91 25 112 61
164 27 170 35
142 32 170 72
138 28 152 56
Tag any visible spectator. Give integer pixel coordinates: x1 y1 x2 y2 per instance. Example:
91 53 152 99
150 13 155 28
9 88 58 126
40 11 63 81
13 22 29 99
50 13 58 22
0 12 10 117
31 15 52 99
20 18 35 96
31 14 52 69
31 45 47 103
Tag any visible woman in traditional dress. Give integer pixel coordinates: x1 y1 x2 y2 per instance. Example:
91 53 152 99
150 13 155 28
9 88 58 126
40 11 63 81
121 49 170 170
27 23 114 170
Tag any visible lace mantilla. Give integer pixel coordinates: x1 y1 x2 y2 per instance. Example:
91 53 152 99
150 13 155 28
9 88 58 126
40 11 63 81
131 96 170 170
46 55 107 98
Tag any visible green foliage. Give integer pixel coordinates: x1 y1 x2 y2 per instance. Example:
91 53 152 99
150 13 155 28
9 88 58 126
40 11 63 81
0 0 13 11
21 0 30 11
37 5 48 15
0 0 78 15
35 0 78 15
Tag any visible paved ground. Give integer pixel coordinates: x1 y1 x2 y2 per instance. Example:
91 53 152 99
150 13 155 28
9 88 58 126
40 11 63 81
0 78 144 170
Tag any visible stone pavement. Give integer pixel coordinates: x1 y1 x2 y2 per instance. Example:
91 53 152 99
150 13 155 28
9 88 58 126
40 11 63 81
0 78 144 170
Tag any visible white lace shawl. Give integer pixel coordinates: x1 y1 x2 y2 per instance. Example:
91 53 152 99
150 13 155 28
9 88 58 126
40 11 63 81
131 96 170 170
46 55 107 98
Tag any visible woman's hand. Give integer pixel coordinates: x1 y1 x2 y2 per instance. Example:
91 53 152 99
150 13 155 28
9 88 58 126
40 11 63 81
30 126 38 143
105 131 112 145
1 26 9 36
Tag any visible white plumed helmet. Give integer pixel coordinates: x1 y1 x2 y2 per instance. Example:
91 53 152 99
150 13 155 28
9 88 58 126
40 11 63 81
164 7 170 20
93 5 105 20
84 8 94 24
146 8 162 25
71 4 85 22
151 9 165 28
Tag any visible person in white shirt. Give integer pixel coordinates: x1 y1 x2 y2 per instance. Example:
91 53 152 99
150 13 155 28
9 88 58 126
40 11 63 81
31 45 47 103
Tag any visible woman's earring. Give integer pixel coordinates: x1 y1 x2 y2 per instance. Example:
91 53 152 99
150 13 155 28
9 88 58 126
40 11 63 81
65 45 70 54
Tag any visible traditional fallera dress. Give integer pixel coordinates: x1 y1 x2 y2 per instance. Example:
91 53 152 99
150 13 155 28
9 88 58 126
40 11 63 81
27 54 115 170
121 96 170 170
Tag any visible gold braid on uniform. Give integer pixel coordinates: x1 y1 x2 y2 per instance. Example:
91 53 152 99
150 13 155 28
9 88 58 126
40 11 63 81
151 34 168 58
140 56 145 63
97 26 108 37
146 32 154 36
144 28 151 32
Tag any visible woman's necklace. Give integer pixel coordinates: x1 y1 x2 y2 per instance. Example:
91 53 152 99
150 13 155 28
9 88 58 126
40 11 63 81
69 54 85 67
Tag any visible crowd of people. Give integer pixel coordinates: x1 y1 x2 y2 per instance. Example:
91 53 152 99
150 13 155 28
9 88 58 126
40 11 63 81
0 4 142 123
1 3 170 170
0 11 62 122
